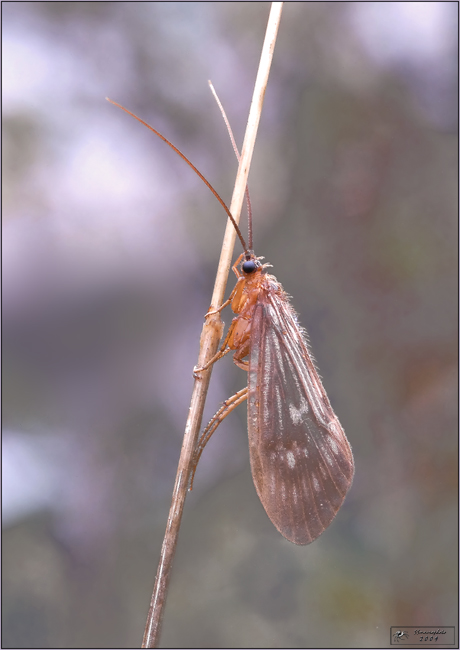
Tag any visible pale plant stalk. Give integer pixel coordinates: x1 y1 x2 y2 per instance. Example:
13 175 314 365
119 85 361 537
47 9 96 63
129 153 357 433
141 3 284 647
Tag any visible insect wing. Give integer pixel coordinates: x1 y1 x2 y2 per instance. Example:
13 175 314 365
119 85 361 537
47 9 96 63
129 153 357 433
247 288 354 545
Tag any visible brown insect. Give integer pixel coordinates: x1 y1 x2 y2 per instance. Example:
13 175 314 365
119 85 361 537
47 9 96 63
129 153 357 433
108 95 354 545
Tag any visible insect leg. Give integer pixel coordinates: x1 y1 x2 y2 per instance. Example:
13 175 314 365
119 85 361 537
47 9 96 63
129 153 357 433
204 295 233 317
204 269 246 319
189 387 248 489
193 345 233 377
232 252 245 279
194 306 243 375
232 338 250 370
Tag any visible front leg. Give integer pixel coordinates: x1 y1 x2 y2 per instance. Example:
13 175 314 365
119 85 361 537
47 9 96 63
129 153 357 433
204 252 246 318
232 252 245 279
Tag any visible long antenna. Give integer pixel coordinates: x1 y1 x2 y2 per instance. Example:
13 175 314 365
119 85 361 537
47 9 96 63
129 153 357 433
106 98 248 252
208 81 254 251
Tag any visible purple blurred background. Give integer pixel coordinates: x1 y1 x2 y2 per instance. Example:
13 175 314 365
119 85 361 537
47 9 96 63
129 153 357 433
3 2 458 648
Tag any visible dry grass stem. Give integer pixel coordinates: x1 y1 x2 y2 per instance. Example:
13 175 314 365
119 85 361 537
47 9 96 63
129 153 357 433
141 3 284 647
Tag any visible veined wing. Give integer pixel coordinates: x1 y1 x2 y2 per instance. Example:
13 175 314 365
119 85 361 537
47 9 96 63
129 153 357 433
247 287 354 545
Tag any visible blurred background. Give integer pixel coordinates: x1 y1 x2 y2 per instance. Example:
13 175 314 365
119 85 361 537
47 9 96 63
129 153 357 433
3 2 458 648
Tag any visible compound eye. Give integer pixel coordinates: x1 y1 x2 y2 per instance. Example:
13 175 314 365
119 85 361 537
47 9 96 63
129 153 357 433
242 259 257 274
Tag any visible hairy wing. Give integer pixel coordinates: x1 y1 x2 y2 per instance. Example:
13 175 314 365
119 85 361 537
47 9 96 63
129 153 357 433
247 290 354 545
